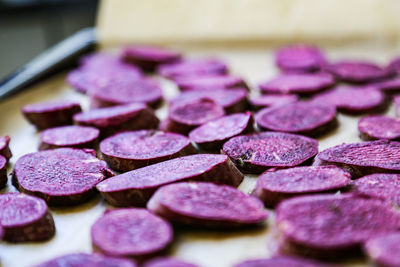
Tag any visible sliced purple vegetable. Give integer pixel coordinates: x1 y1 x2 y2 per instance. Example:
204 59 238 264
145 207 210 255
222 132 318 174
364 232 400 267
100 130 196 172
0 193 55 242
91 208 173 259
35 253 137 267
147 182 268 227
0 155 7 189
22 101 82 130
358 115 400 141
0 136 12 161
234 256 331 267
80 52 141 72
96 154 243 207
371 77 400 93
249 94 298 110
13 148 113 206
175 75 248 91
388 57 400 75
143 257 198 267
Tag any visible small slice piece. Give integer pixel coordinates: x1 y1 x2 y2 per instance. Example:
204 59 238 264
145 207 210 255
364 233 400 267
35 253 137 267
358 115 400 141
222 132 318 174
100 130 196 172
13 148 113 206
234 256 331 267
259 73 334 95
0 155 7 189
147 182 268 227
91 208 173 259
372 77 400 93
158 58 228 79
0 193 55 242
39 125 100 150
255 102 337 137
0 136 12 161
249 94 298 110
189 112 253 151
143 257 198 267
96 154 243 207
175 75 248 91
22 101 82 130
73 104 159 137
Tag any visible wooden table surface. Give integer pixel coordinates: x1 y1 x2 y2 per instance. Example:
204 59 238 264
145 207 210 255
0 43 399 267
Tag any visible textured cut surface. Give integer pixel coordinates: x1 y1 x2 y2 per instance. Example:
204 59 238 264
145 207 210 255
249 94 298 110
35 253 137 267
358 115 400 141
158 59 228 79
143 257 198 267
234 256 330 267
364 233 400 267
275 45 326 73
175 75 247 91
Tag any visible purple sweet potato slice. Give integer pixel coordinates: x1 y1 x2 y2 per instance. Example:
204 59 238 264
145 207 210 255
175 75 248 91
311 85 387 114
35 253 137 267
234 256 331 267
358 115 400 141
73 104 159 138
80 52 141 72
364 232 400 267
189 112 253 151
255 102 337 137
0 155 7 189
395 95 400 117
91 208 173 259
313 140 400 178
324 61 394 83
143 257 198 267
371 77 400 94
276 194 400 259
100 130 196 172
157 58 228 79
170 88 248 114
258 73 334 95
165 98 225 135
147 182 268 227
13 148 113 206
0 136 12 161
122 45 182 72
22 101 82 130
388 57 400 75
249 94 298 110
275 44 326 73
0 193 55 242
253 166 351 207
222 132 318 174
96 154 243 207
39 125 100 150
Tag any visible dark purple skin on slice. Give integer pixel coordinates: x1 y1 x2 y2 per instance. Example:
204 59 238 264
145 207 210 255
358 115 400 141
249 94 298 110
255 102 337 137
395 96 400 117
222 132 319 174
22 101 82 130
170 88 248 114
35 253 137 267
143 257 198 267
39 125 100 150
276 194 400 260
157 58 228 79
13 148 114 206
364 232 400 267
258 73 335 95
0 155 7 189
371 77 400 94
275 44 326 73
100 130 196 172
91 208 173 259
253 166 351 207
189 112 253 151
388 57 400 75
73 104 159 138
0 135 12 161
175 75 248 91
324 61 394 83
234 256 332 267
313 140 400 178
147 182 268 227
0 193 55 242
311 85 387 114
88 77 163 108
165 98 225 135
122 45 182 72
96 154 243 207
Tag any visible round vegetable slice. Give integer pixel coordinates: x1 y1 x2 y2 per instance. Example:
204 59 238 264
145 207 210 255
364 233 400 267
13 148 113 206
91 208 173 259
0 155 7 189
143 257 198 267
253 166 351 207
255 102 337 137
222 132 318 174
358 115 400 141
249 94 298 110
39 125 100 150
189 112 253 151
175 75 248 91
371 77 400 93
234 256 331 267
22 101 82 130
100 130 196 172
34 253 137 267
258 73 334 95
276 194 400 259
147 182 268 227
0 135 12 161
0 193 55 242
96 154 243 207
